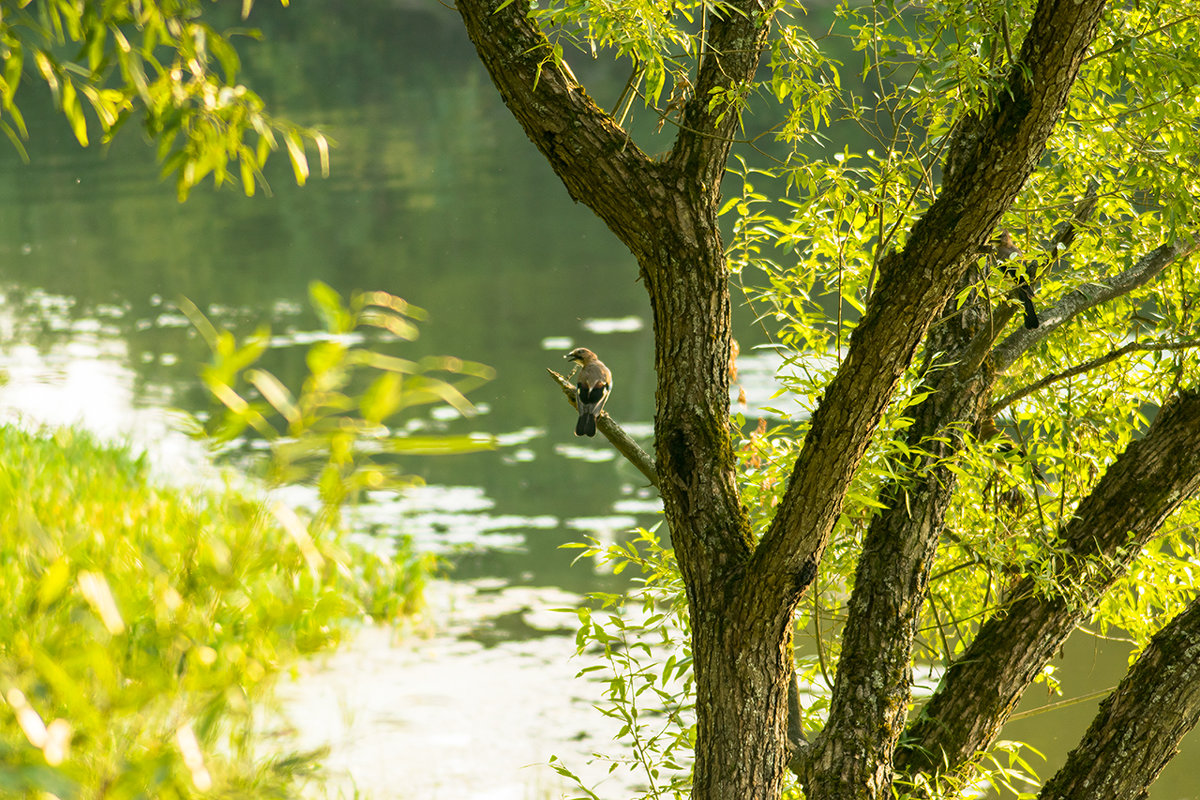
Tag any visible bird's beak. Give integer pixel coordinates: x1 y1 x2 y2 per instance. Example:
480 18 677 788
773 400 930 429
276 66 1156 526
564 353 573 360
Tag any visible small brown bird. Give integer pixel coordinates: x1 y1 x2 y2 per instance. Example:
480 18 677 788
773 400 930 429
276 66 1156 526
565 347 612 437
993 231 1040 330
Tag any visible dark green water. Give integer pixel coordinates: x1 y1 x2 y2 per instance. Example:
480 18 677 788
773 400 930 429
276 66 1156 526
0 2 674 598
0 3 1193 797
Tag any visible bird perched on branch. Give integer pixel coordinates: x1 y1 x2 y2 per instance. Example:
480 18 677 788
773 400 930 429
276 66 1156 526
993 231 1040 329
565 347 612 437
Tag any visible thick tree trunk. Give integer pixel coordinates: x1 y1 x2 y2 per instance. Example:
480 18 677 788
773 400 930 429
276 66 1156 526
688 596 796 798
1038 595 1200 800
456 2 790 795
644 176 791 799
898 390 1200 779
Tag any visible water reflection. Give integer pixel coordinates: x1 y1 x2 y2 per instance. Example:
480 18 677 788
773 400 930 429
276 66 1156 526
2 3 1194 797
273 581 642 800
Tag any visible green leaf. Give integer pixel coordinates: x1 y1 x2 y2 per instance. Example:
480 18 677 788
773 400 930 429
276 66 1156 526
308 280 346 331
360 372 403 425
285 131 309 184
382 434 495 455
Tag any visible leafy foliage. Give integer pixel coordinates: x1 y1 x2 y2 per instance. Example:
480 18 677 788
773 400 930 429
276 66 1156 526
0 426 354 797
720 0 1200 669
1 284 495 797
0 0 329 199
179 281 496 532
553 526 696 800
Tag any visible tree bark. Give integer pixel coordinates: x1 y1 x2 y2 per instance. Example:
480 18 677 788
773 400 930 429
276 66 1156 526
456 0 1113 796
458 1 790 794
1038 595 1200 800
801 261 997 798
898 389 1200 779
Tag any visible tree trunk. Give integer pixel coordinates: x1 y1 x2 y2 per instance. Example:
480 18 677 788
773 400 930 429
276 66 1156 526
1038 594 1200 799
803 267 997 798
644 172 791 799
898 389 1200 779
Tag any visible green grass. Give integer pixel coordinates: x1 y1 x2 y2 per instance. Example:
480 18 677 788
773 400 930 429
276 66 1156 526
0 425 429 799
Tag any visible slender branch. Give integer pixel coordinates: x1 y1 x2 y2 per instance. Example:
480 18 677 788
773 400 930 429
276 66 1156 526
1081 14 1200 63
994 236 1199 371
547 369 658 487
1007 685 1118 723
990 338 1200 415
958 184 1099 377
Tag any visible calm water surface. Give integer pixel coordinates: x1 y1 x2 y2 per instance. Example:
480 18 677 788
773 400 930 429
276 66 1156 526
0 3 1194 798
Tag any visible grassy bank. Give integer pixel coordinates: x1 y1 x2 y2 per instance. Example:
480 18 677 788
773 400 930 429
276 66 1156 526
0 425 429 798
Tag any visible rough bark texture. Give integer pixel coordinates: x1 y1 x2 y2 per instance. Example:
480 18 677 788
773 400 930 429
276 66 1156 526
1038 595 1200 800
451 0 1200 798
898 389 1200 779
801 261 998 797
793 192 1195 795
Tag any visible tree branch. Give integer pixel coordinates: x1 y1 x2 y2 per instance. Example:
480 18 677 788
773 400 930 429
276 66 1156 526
898 389 1200 781
798 253 999 795
749 0 1109 608
958 185 1099 378
990 338 1200 415
547 369 658 487
455 0 661 255
994 236 1199 372
669 0 775 190
1037 595 1200 800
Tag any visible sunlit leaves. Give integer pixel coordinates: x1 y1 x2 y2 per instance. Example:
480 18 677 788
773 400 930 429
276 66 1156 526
530 0 718 118
713 0 1200 736
0 0 329 199
555 526 696 799
0 426 402 797
180 282 496 527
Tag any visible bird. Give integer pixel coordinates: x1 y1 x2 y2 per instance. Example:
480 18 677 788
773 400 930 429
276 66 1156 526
993 231 1040 330
979 417 1046 483
564 347 612 437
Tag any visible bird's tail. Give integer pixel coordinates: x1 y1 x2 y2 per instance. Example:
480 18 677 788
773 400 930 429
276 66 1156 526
576 413 597 437
1017 286 1040 329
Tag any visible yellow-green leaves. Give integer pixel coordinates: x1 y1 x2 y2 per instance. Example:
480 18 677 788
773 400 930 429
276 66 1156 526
0 424 432 797
1 1 330 199
181 281 495 527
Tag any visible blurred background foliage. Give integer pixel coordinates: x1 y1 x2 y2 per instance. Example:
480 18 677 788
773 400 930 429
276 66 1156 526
0 281 492 797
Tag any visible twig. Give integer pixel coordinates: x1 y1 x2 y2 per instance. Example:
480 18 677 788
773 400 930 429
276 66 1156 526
989 339 1200 415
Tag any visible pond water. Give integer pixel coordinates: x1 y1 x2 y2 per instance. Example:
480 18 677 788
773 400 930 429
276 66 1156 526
0 3 1195 798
